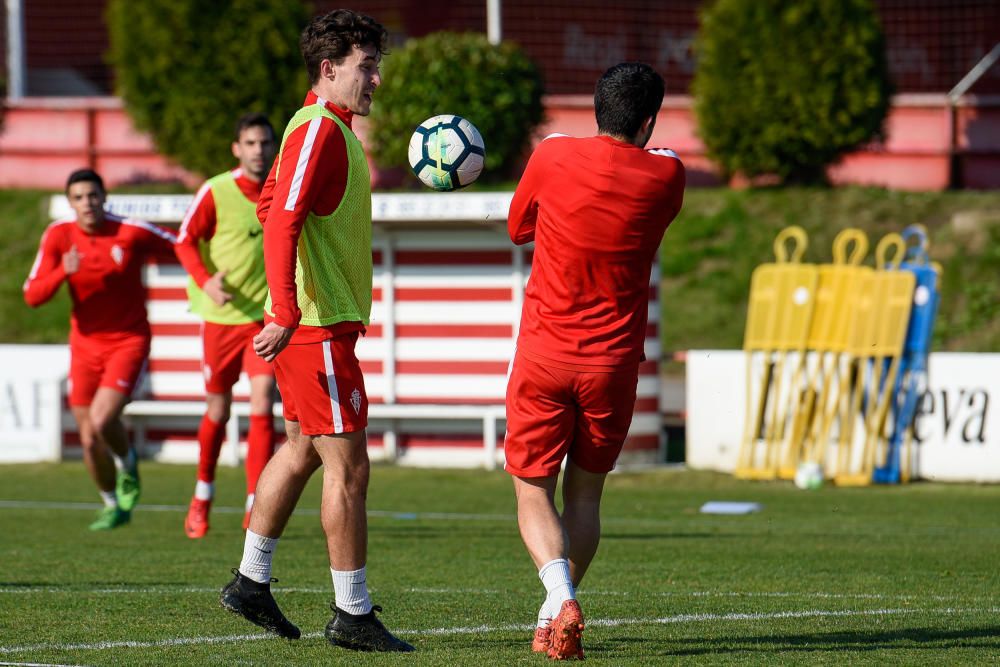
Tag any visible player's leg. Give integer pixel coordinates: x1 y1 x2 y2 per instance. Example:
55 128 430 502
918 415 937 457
86 387 137 529
93 335 150 513
561 462 608 586
565 364 638 585
505 351 581 657
72 404 118 508
243 331 277 529
185 390 231 538
220 417 314 640
308 335 411 652
187 322 244 536
70 344 115 493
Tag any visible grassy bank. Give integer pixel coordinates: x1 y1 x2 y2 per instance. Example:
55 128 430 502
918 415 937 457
2 187 998 349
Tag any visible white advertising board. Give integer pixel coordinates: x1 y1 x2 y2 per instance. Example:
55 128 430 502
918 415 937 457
0 345 69 463
686 350 1000 482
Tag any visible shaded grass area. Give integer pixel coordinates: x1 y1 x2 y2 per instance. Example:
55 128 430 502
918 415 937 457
2 463 1000 664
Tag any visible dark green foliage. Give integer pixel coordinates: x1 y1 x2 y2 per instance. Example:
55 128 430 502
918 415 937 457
692 0 891 183
368 32 544 182
106 0 310 178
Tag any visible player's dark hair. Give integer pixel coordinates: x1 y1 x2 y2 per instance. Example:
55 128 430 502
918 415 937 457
594 62 665 140
300 9 389 85
65 168 105 195
234 112 275 142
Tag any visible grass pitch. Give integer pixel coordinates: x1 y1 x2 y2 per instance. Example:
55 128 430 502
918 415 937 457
2 463 1000 665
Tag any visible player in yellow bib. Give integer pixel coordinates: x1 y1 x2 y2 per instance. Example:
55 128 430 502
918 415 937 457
218 10 413 653
175 113 278 538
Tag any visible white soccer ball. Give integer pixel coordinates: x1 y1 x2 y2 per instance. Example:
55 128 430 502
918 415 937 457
407 114 485 191
794 462 824 490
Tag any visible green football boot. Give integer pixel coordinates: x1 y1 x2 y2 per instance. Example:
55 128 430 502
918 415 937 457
116 469 141 512
89 506 131 531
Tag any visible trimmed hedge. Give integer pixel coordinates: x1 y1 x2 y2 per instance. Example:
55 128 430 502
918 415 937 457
368 32 544 183
692 0 892 183
106 0 309 178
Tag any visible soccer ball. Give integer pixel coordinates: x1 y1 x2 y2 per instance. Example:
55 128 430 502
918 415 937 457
794 462 824 490
408 115 485 191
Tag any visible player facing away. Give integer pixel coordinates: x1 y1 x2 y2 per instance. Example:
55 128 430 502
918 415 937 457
23 169 178 530
504 62 685 660
175 113 279 538
218 10 413 653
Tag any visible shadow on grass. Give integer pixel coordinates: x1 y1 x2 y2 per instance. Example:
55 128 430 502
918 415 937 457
599 626 1000 657
601 532 746 540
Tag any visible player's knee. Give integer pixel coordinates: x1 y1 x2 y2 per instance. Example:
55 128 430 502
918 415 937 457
88 409 112 436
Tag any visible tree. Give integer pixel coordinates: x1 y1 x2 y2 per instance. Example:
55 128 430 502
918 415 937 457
692 0 892 184
368 32 545 183
107 0 309 178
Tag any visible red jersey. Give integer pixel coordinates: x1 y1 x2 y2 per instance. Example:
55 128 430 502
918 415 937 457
23 213 178 341
175 167 264 287
508 134 685 368
256 91 362 344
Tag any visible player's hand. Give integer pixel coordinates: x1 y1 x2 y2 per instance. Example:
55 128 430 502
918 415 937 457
253 322 293 362
62 245 81 275
203 270 233 307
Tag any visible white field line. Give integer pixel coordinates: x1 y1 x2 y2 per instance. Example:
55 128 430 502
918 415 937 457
0 662 90 667
0 585 969 604
0 500 695 527
0 499 512 522
2 607 997 656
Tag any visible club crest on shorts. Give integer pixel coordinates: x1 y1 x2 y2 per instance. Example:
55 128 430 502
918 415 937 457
350 388 362 414
110 244 124 265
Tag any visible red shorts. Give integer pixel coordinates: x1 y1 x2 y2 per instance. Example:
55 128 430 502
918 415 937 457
504 351 639 477
68 334 150 407
273 332 368 436
202 320 274 394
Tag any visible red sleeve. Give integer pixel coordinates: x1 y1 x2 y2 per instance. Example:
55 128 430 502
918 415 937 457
508 144 546 245
128 220 178 262
175 183 217 287
262 117 348 329
23 224 68 307
256 162 278 225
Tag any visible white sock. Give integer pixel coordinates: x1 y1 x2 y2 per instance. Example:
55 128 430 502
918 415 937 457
239 529 278 584
99 490 117 508
331 566 373 615
112 448 138 475
537 598 552 629
194 480 214 501
539 558 575 618
244 493 255 512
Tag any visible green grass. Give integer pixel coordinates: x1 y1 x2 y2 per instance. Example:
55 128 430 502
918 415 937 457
2 463 1000 664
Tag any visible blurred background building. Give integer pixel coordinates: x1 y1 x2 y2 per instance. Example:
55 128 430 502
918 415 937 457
2 0 998 188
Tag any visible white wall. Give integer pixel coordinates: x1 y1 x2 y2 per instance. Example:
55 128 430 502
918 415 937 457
686 350 1000 482
0 345 68 462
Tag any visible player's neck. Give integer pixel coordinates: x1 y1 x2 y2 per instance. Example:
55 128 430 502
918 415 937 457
598 130 640 147
75 216 106 235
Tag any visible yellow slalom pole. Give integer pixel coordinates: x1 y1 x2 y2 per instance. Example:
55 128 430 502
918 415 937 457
791 229 869 480
736 226 815 480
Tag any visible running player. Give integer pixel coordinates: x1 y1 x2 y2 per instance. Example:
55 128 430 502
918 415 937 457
504 62 686 659
218 10 412 653
175 113 279 538
23 169 178 530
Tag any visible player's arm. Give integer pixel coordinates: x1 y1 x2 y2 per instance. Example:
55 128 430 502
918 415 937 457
255 117 347 361
507 144 546 245
176 184 231 306
651 149 686 223
23 225 71 307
